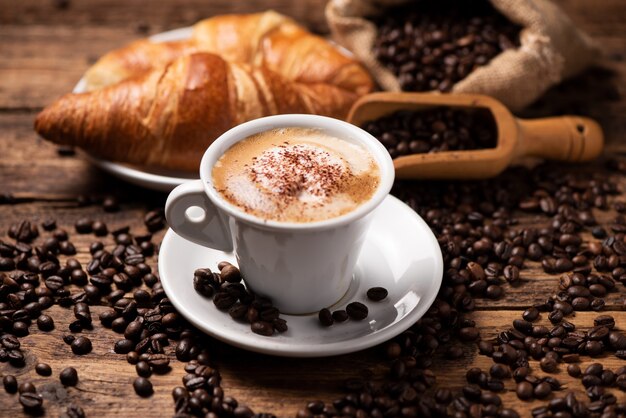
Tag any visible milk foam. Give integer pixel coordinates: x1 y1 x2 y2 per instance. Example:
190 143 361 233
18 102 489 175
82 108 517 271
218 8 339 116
212 127 380 222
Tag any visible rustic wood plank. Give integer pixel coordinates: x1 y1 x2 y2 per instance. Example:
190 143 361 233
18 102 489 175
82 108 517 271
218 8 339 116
2 304 626 417
0 113 175 200
0 0 329 34
0 0 625 123
1 0 626 416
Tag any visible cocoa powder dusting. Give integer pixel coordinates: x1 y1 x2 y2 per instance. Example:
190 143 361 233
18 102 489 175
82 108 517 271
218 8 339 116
248 142 349 202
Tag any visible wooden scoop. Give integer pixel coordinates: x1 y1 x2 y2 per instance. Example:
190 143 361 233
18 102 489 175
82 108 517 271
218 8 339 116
347 92 604 179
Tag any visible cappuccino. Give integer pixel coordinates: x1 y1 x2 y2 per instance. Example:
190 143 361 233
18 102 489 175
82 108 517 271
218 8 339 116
212 127 380 222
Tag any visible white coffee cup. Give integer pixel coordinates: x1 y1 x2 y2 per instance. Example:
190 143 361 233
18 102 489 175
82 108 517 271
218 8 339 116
165 114 394 314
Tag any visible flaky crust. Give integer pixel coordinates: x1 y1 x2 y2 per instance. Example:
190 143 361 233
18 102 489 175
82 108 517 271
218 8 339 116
83 11 372 96
35 11 373 171
35 53 361 171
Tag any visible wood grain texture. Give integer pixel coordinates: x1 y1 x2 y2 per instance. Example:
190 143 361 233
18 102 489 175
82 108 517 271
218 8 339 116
1 0 626 416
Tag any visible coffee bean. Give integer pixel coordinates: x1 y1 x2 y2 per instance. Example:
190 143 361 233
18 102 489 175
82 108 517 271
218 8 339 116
478 341 494 356
516 381 533 400
533 382 552 399
102 196 119 212
332 310 348 322
44 275 64 292
60 367 78 386
273 318 288 333
75 218 93 234
36 314 54 331
318 308 333 327
373 2 520 94
548 310 564 324
70 336 92 355
251 321 273 336
459 327 480 342
346 302 368 320
147 354 170 373
571 297 590 310
19 392 43 410
609 331 626 349
213 292 236 310
35 363 52 376
489 364 510 379
513 319 533 334
133 377 153 397
136 361 152 377
220 265 241 283
175 338 194 362
567 364 581 377
522 308 539 322
126 351 139 365
3 375 18 393
64 403 86 418
115 339 135 354
594 315 615 329
540 357 558 373
485 284 503 299
366 287 388 301
18 382 36 394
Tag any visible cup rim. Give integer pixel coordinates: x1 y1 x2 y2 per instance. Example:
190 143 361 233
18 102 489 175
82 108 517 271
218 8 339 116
199 114 395 231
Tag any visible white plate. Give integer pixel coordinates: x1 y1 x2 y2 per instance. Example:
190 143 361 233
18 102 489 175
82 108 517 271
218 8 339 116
158 195 443 357
73 27 354 192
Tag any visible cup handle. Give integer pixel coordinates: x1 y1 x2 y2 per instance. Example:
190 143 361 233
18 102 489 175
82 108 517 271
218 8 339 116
165 180 233 252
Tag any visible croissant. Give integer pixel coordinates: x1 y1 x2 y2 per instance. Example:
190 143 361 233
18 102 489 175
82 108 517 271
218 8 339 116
35 53 363 171
35 12 374 171
83 11 372 96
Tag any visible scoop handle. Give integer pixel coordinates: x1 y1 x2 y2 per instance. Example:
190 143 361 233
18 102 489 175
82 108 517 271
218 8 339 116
515 116 604 162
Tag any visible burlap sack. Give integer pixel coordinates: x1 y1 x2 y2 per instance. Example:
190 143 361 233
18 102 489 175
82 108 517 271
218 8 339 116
326 0 600 111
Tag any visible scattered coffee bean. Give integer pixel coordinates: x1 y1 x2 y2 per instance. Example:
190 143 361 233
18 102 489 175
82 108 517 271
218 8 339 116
70 336 92 355
35 363 52 376
60 367 78 386
74 218 93 234
366 287 388 301
318 308 333 327
567 364 581 378
332 310 348 323
516 381 533 400
36 314 54 331
251 321 274 336
346 302 368 320
133 377 153 397
18 382 36 394
136 361 152 378
540 357 558 373
19 392 43 411
3 375 18 393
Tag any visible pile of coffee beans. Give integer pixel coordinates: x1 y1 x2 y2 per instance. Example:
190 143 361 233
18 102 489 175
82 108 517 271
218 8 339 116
373 0 521 92
361 107 497 158
193 263 287 336
2 158 626 417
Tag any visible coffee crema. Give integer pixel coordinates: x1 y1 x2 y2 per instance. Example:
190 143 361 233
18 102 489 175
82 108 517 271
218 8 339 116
212 127 380 222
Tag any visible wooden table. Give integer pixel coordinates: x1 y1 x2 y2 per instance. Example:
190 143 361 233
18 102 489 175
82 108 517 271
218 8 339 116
1 0 625 416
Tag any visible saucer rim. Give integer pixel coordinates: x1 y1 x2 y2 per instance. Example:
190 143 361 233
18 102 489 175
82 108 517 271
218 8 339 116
158 194 443 357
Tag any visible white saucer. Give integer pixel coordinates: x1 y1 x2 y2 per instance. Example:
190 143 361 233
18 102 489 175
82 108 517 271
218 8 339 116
158 195 443 357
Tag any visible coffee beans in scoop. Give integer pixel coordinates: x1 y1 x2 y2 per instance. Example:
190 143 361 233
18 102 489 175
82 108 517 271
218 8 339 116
362 107 497 158
373 0 521 92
